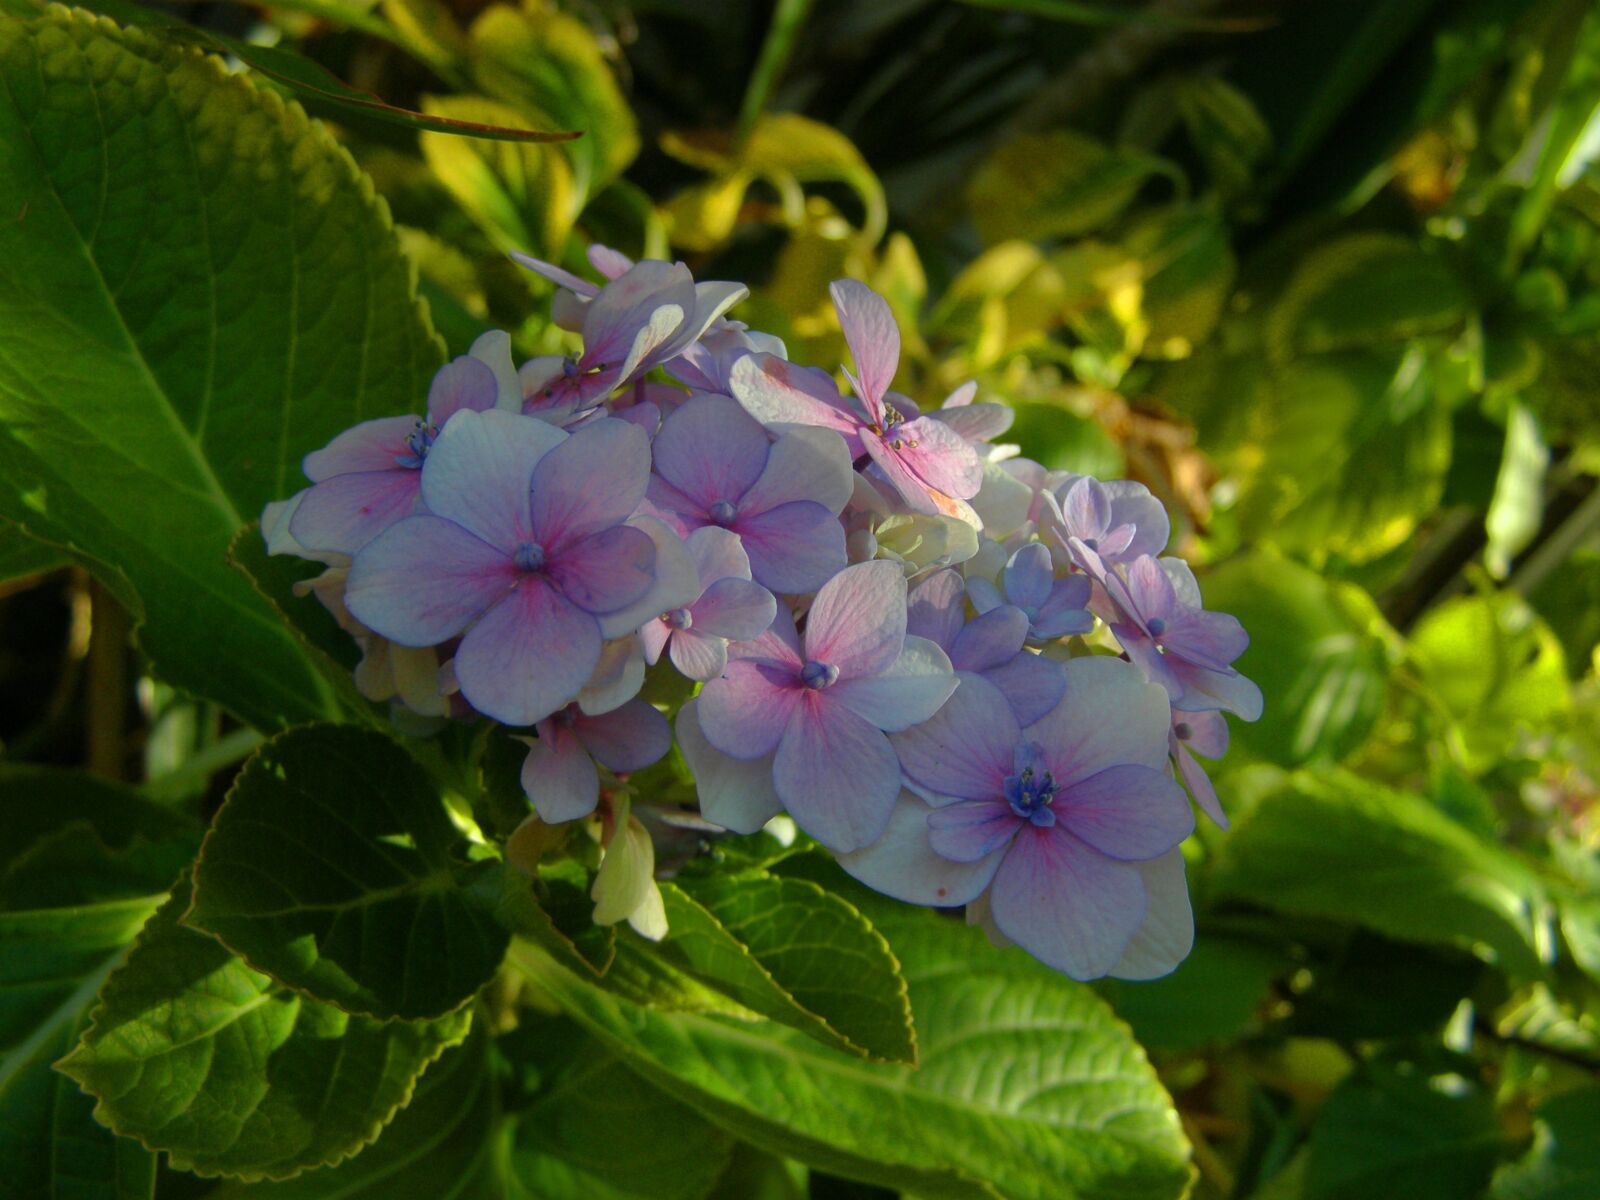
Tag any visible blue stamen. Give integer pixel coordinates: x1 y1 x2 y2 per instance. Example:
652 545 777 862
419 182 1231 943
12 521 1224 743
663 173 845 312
1003 743 1057 827
800 660 839 690
665 607 693 630
394 418 437 469
1147 616 1167 637
513 543 547 572
708 500 738 527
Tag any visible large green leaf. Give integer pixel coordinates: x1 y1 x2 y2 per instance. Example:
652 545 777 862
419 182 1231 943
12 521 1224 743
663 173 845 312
1212 769 1549 977
57 883 472 1181
1306 1067 1503 1200
0 897 164 1200
187 725 509 1021
0 520 66 585
660 871 916 1064
0 763 191 877
1198 555 1392 767
512 871 1191 1200
0 9 444 731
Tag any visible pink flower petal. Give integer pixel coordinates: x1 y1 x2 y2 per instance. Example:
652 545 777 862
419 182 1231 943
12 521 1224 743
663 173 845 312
1109 850 1193 980
684 525 752 587
773 698 902 853
303 415 417 481
549 523 657 615
839 790 1003 906
989 826 1146 980
697 658 803 759
738 425 855 517
531 419 651 551
572 698 671 772
1024 656 1172 788
453 579 602 726
345 514 514 646
728 353 863 446
421 409 565 549
652 395 770 509
289 470 419 556
890 417 983 500
734 502 849 595
581 261 694 378
521 724 600 823
803 560 906 678
890 672 1018 804
927 799 1020 863
729 594 803 666
692 577 776 641
669 629 730 681
830 279 900 419
676 701 782 834
427 355 500 423
595 515 700 640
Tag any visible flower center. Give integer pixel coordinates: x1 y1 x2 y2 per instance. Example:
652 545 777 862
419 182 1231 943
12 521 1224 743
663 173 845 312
664 607 693 630
1082 537 1099 551
395 417 438 469
708 499 738 527
513 542 547 572
1003 743 1057 827
1173 721 1192 741
800 660 839 690
1147 616 1167 637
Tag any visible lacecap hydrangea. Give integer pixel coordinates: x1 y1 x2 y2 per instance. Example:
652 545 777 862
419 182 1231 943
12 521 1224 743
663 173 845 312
262 246 1261 979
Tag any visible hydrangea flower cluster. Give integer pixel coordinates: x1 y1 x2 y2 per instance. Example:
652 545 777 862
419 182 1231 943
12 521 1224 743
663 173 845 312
264 246 1261 980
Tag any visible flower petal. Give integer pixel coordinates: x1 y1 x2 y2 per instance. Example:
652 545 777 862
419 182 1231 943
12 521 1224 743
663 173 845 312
669 629 730 681
428 355 500 424
289 470 419 556
804 560 906 678
906 568 965 651
345 514 513 646
453 579 601 726
728 352 862 443
839 790 1003 906
1025 656 1172 787
734 501 849 594
692 577 777 641
1058 764 1193 861
1004 543 1056 611
830 279 900 417
652 394 770 509
989 826 1145 980
891 417 983 500
467 330 523 412
1109 850 1193 981
830 636 957 732
927 799 1020 863
698 658 803 759
949 605 1029 673
531 418 651 550
890 671 1018 804
550 523 657 615
773 699 902 853
1176 742 1227 829
1126 555 1178 625
684 525 753 587
739 425 855 516
572 698 671 772
421 409 565 548
676 700 782 834
981 651 1067 727
596 515 700 640
303 415 417 481
582 261 694 379
521 724 600 823
578 636 646 715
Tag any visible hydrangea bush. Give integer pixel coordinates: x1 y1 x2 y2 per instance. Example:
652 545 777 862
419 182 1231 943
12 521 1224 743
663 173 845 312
266 247 1260 979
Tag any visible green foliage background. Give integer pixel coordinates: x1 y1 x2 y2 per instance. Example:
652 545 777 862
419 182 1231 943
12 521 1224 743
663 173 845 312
1 1 1598 1198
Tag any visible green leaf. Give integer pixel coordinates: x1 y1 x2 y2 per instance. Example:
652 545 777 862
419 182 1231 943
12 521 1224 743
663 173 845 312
1098 935 1288 1052
0 763 191 879
0 519 66 584
660 871 916 1064
511 876 1191 1199
0 9 444 731
1212 768 1550 977
1409 590 1569 771
211 1029 500 1200
1174 76 1272 202
1268 234 1469 358
468 4 639 205
188 725 509 1021
967 130 1177 245
0 896 164 1200
1492 1086 1600 1200
1234 348 1453 564
1485 401 1550 578
1305 1066 1502 1200
1198 554 1392 766
57 881 472 1181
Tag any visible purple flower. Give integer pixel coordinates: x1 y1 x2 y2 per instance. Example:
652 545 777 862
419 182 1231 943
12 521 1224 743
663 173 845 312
288 354 499 556
697 560 957 853
1041 474 1170 572
644 393 853 594
967 543 1093 644
1170 709 1229 828
345 410 694 727
519 699 672 823
906 568 1065 725
675 698 782 834
845 659 1195 979
641 527 777 681
728 281 983 517
1091 554 1263 721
